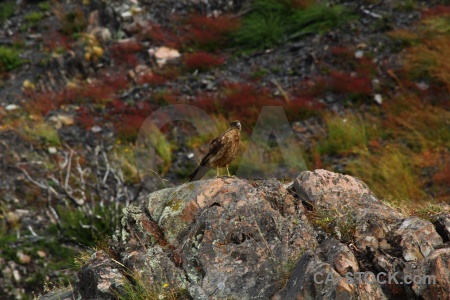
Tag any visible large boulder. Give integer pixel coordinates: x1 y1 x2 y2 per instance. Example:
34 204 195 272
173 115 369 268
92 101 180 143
113 177 317 299
61 170 450 300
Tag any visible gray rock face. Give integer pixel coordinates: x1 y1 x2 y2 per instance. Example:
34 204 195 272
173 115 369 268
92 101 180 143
59 170 450 300
74 250 124 300
113 178 317 299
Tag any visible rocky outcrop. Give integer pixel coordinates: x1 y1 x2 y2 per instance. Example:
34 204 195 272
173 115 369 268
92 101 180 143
49 170 450 300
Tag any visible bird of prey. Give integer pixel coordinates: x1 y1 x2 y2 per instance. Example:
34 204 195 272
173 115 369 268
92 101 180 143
188 120 241 181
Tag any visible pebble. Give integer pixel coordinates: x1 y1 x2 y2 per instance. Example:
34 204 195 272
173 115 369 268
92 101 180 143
374 94 383 105
5 104 19 111
17 251 31 265
48 147 57 154
121 11 133 21
149 47 181 67
354 50 364 59
91 125 102 133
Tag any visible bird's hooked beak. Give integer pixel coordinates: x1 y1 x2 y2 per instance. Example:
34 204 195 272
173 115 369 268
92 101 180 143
230 120 241 131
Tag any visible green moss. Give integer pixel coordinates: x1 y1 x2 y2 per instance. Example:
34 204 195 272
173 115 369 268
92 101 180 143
26 123 61 146
38 1 51 11
0 46 24 72
24 11 44 26
0 2 15 24
48 203 122 247
61 9 87 35
233 0 354 51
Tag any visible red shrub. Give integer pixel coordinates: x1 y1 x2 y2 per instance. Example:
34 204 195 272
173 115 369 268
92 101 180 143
111 41 143 66
114 114 146 141
183 52 224 71
76 106 95 129
433 161 450 185
26 93 60 115
142 22 183 48
330 46 354 60
355 56 377 77
136 73 167 86
287 96 324 119
44 30 73 51
422 5 450 18
100 73 130 90
112 40 143 53
195 93 220 113
329 71 372 95
79 83 116 104
185 15 239 48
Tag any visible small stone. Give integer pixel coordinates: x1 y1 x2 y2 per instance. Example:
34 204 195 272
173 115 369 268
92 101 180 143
121 11 133 21
27 34 42 39
130 6 142 15
48 147 57 154
416 81 429 91
99 28 112 41
372 78 381 92
292 122 306 133
6 212 19 226
12 269 21 282
357 43 367 49
17 251 31 264
37 251 47 258
50 114 74 127
22 80 36 90
150 47 180 67
91 126 102 133
354 50 364 59
374 94 383 105
5 104 19 111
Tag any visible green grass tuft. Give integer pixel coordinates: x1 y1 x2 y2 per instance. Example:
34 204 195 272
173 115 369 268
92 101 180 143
24 11 45 26
347 145 425 201
0 46 24 72
318 113 369 155
233 0 354 51
0 1 15 24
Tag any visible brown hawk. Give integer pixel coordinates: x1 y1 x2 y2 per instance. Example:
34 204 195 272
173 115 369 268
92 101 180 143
188 120 241 181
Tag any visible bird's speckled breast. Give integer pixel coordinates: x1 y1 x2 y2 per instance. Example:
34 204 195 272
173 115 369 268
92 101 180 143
209 130 240 167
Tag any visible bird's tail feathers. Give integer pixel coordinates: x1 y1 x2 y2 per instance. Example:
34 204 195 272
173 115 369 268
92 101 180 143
187 165 210 182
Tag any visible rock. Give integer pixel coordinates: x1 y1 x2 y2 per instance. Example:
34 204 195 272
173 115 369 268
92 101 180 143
272 250 386 300
120 11 133 21
394 217 443 261
431 212 450 242
54 171 450 300
374 94 383 105
149 46 181 67
404 248 450 299
293 169 404 253
48 114 74 129
38 290 74 300
318 238 359 277
17 251 31 264
74 250 124 299
112 178 317 299
5 104 19 111
91 125 102 133
355 50 364 59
